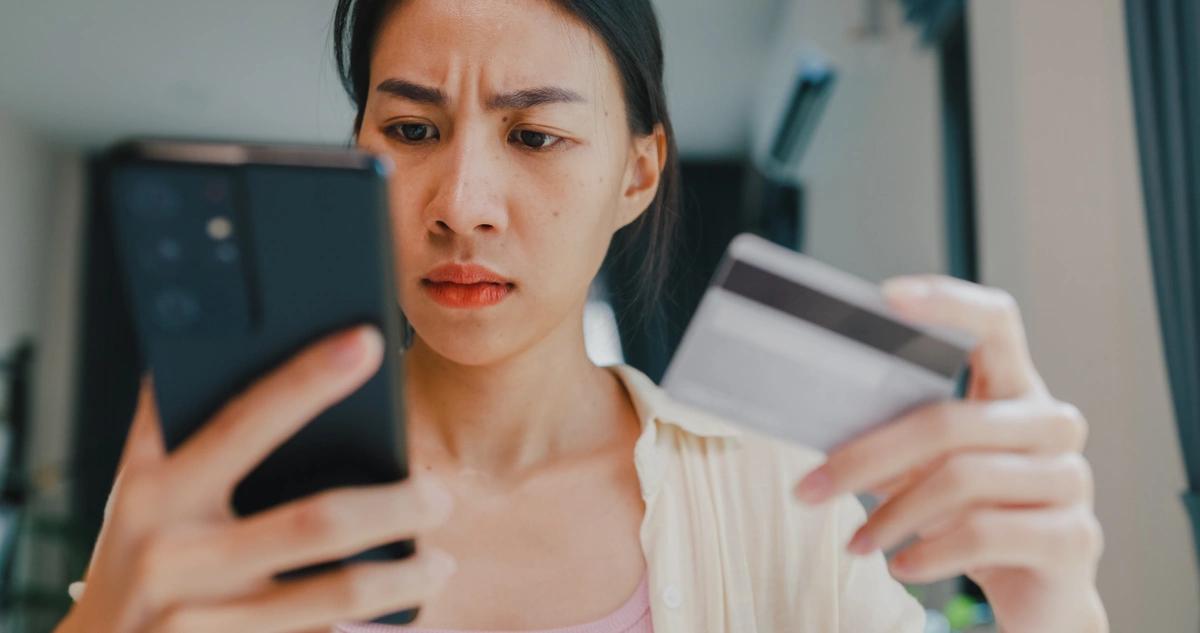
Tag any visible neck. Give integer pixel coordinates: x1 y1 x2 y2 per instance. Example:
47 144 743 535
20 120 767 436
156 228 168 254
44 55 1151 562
404 307 631 479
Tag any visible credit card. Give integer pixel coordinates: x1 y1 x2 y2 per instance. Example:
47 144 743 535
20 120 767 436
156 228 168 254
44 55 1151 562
662 233 976 452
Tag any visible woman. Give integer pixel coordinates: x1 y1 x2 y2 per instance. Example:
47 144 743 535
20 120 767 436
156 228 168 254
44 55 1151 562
54 0 1107 631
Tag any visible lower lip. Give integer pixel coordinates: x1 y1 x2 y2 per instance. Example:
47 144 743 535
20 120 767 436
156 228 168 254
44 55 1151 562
421 281 513 309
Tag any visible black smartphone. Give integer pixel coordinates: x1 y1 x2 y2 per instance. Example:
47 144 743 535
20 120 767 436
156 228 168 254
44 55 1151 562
103 139 419 625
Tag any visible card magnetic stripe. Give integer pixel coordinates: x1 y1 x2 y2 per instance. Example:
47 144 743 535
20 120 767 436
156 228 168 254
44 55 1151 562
718 259 969 380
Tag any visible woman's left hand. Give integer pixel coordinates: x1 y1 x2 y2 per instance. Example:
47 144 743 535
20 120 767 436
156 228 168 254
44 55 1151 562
793 275 1107 633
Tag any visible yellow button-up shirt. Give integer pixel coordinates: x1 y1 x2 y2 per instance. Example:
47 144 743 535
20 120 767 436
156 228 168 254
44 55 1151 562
609 364 926 632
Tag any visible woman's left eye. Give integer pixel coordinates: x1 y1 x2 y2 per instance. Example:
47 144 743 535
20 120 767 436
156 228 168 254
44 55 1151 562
509 129 563 151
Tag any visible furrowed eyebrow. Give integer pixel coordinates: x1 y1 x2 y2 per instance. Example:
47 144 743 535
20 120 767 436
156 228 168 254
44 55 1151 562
375 79 585 111
486 86 586 110
376 78 446 105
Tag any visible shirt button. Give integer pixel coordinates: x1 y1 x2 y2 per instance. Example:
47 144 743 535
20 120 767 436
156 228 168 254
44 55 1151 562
662 584 683 609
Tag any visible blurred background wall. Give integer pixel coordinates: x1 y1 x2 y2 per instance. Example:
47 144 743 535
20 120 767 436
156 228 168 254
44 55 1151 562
0 0 1195 631
969 1 1199 630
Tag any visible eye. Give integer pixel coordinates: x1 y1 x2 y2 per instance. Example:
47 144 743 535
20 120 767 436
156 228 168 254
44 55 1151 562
385 122 439 144
509 129 563 151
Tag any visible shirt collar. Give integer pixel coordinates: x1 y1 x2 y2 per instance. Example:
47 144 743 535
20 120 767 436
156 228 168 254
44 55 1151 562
608 364 742 440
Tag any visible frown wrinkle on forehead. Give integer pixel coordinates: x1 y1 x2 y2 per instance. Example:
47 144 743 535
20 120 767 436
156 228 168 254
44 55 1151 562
371 0 609 102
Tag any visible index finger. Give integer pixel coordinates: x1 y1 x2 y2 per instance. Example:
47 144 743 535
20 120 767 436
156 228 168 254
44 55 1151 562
794 398 1084 504
881 275 1047 400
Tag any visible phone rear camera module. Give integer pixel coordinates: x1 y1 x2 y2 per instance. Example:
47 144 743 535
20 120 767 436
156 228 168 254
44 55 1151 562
157 238 182 262
213 241 239 264
154 288 201 331
127 180 181 221
137 237 184 272
207 216 233 240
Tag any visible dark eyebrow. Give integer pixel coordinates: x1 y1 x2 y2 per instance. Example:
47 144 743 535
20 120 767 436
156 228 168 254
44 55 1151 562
376 78 446 105
375 78 585 110
486 86 586 110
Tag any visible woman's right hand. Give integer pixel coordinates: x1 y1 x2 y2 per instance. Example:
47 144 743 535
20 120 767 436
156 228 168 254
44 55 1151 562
55 325 456 633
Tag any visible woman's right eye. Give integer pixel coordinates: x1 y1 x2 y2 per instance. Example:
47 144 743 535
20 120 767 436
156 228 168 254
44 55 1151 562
385 122 439 143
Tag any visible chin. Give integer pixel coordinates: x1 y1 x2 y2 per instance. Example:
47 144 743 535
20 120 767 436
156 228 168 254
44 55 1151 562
412 325 520 367
403 299 532 367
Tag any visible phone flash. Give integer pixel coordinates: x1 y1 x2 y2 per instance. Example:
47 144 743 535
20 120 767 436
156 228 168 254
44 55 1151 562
207 216 233 240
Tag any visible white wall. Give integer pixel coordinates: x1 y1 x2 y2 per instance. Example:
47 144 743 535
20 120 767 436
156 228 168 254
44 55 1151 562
0 112 53 352
0 108 86 499
969 1 1200 630
0 112 87 609
757 0 947 281
26 151 86 487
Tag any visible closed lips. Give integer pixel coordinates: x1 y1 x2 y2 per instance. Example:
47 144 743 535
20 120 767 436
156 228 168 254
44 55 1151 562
420 263 515 309
422 263 513 286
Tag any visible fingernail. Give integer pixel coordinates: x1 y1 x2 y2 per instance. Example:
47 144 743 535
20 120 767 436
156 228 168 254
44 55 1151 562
427 548 458 579
794 469 832 504
882 278 931 302
847 531 874 555
328 326 380 369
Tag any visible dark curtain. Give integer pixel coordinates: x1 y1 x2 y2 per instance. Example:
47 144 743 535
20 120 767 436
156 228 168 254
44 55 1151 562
898 0 966 45
899 0 976 282
1125 0 1200 576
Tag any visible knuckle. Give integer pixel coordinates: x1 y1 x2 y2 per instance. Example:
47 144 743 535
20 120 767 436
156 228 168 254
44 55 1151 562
1048 514 1084 560
1052 401 1089 449
1077 510 1105 558
990 288 1020 321
960 511 997 552
1056 453 1094 501
339 566 389 613
935 456 975 496
408 480 452 528
289 494 347 541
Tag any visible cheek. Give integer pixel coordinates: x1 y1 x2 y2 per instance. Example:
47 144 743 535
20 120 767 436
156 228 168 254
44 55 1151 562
518 159 619 273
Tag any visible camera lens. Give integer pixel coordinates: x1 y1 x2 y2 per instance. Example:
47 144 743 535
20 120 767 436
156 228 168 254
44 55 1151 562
157 238 182 262
137 237 184 273
213 241 239 264
153 288 200 331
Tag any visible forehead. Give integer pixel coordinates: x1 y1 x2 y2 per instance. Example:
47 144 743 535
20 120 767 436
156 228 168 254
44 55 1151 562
372 0 617 99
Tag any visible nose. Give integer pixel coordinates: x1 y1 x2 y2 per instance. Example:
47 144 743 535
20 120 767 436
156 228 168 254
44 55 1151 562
423 129 509 237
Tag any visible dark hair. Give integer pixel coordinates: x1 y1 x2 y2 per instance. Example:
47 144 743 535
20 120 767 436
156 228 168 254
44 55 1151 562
332 0 680 327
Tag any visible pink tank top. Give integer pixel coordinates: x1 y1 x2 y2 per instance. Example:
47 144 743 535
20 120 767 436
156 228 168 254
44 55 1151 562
334 573 652 633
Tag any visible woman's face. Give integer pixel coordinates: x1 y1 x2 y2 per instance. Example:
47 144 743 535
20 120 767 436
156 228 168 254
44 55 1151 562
356 0 664 366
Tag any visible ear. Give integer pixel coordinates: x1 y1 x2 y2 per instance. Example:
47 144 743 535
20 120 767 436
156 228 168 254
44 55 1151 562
615 123 668 231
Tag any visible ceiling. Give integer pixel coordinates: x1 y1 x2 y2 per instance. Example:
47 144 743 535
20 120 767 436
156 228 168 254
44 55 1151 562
0 0 786 155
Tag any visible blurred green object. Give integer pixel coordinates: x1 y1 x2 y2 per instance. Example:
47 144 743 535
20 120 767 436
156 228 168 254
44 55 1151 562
944 594 977 630
942 593 994 631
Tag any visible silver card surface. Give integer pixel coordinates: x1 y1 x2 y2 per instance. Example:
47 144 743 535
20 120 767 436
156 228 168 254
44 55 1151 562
662 233 975 452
